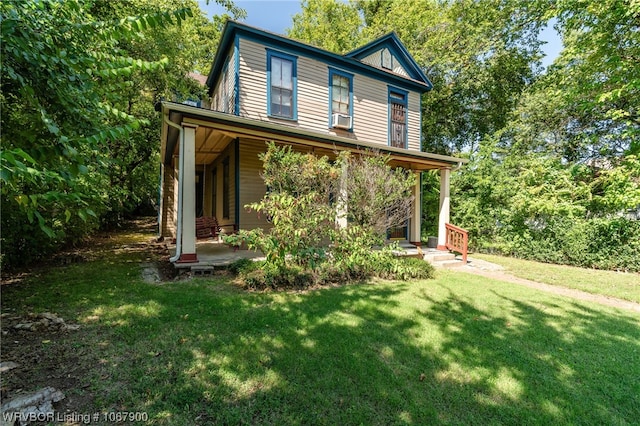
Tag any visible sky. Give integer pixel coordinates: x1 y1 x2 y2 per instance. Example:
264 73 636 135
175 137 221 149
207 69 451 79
198 0 563 68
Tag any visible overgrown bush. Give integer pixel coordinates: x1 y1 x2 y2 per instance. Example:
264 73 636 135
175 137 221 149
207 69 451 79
230 254 435 291
223 142 429 290
490 216 640 272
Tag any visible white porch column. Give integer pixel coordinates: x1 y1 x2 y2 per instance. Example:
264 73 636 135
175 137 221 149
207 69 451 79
437 168 451 250
336 161 348 229
410 171 422 245
177 122 199 263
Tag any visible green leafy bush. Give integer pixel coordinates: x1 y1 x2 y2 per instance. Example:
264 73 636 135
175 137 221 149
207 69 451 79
232 253 435 290
496 217 640 272
224 142 431 290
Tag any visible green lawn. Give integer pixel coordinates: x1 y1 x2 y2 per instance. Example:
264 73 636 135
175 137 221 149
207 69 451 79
473 253 640 303
2 233 639 425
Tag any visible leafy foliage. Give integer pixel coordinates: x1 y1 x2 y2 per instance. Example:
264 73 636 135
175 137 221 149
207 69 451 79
224 142 428 288
0 0 240 268
287 0 363 53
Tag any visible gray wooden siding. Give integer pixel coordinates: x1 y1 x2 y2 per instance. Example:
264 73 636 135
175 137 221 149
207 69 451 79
237 38 422 152
238 138 272 231
205 140 237 228
211 47 236 114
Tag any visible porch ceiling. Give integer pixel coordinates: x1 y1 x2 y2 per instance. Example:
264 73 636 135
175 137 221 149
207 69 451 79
194 127 234 165
162 102 467 171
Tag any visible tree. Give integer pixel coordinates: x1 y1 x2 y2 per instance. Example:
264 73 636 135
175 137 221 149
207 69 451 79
550 0 640 159
288 0 545 155
226 143 415 270
0 0 240 268
287 0 364 53
86 0 244 225
341 152 415 237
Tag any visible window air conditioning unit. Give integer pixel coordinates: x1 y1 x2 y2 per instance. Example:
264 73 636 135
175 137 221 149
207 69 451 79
331 113 352 129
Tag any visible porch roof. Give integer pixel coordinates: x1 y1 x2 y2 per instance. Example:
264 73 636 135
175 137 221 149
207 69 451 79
161 101 467 171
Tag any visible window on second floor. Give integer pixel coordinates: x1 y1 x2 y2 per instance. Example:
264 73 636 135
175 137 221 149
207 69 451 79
267 50 297 120
389 88 408 149
220 59 230 113
329 68 353 130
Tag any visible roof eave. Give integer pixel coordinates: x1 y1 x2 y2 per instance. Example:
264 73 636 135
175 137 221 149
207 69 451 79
206 21 432 95
161 101 467 168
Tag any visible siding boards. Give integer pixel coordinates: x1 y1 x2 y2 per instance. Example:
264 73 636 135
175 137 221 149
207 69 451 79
161 164 176 238
237 37 421 152
238 39 267 119
238 139 272 231
407 92 421 151
206 140 237 228
211 47 236 113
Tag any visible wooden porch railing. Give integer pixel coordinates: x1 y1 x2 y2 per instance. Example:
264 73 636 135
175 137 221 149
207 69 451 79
445 223 469 264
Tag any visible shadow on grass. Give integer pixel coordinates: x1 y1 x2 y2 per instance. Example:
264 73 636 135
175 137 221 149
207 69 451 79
2 255 639 425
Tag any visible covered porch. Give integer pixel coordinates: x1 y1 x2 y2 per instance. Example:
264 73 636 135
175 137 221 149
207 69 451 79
159 101 465 265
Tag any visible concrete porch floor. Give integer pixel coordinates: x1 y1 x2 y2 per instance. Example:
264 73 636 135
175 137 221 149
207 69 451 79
168 240 264 270
167 240 453 271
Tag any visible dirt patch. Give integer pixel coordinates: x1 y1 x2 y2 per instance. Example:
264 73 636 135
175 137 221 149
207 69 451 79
0 218 176 422
0 311 97 420
461 259 640 313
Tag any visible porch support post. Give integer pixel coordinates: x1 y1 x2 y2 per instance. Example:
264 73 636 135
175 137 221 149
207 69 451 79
336 160 348 229
177 122 199 263
410 171 422 246
437 167 451 251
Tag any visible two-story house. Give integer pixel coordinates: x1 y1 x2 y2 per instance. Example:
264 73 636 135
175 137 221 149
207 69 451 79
159 21 466 264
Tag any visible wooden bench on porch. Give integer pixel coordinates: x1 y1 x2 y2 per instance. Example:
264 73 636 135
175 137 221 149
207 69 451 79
195 217 238 240
196 216 220 239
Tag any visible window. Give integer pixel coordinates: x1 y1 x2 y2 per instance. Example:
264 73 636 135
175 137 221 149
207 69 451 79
267 50 297 119
222 158 230 219
221 60 229 113
211 168 217 218
329 69 353 130
389 88 408 148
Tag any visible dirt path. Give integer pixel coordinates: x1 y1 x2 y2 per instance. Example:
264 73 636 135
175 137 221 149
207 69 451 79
459 258 640 313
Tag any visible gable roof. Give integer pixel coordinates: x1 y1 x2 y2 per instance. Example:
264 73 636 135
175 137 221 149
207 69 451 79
207 20 433 95
345 32 432 88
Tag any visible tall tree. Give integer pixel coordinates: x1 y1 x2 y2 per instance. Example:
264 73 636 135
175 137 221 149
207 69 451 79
287 0 364 53
0 0 241 268
288 0 545 154
87 0 244 224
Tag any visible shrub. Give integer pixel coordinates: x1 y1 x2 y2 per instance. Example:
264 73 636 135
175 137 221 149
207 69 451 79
240 262 314 290
233 251 435 290
374 257 436 281
227 257 257 275
491 216 640 272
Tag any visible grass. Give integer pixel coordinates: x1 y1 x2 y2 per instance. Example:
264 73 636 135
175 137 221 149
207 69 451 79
473 253 640 303
2 228 639 425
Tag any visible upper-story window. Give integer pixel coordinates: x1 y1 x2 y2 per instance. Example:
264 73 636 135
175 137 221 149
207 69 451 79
388 87 408 148
329 68 353 130
220 59 230 113
267 49 297 120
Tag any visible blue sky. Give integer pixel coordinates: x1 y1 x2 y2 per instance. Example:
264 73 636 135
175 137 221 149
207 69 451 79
199 0 563 68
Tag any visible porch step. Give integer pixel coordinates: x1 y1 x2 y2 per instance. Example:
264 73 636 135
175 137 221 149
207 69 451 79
432 259 467 269
423 252 467 268
423 252 456 262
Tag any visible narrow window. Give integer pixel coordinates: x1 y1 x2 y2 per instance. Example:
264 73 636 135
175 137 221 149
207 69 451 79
211 167 217 218
329 69 353 130
267 50 297 119
332 75 349 114
221 60 229 113
389 88 407 148
222 158 230 219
